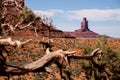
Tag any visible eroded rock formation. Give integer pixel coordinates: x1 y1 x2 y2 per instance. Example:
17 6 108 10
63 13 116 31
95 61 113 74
64 17 100 38
80 17 89 31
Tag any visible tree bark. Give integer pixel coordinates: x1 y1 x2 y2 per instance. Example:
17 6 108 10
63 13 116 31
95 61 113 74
19 21 34 30
0 37 32 48
4 48 74 74
4 48 101 74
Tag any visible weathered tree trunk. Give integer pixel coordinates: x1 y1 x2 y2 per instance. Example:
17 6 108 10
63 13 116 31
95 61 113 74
5 48 101 74
5 48 75 74
0 39 103 79
0 37 32 48
23 49 65 70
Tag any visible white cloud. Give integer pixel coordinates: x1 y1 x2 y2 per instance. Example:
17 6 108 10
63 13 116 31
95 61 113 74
34 10 54 18
33 9 65 19
66 9 120 21
49 9 64 13
34 9 120 21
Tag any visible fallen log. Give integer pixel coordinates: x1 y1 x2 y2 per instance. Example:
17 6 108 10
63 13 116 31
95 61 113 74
0 44 103 80
5 48 102 74
6 48 75 74
24 49 75 69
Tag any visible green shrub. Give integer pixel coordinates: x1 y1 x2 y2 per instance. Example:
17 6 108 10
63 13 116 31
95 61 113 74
17 6 36 23
34 73 44 80
93 35 120 79
82 45 93 54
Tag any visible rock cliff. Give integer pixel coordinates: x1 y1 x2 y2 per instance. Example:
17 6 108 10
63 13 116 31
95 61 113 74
0 0 67 38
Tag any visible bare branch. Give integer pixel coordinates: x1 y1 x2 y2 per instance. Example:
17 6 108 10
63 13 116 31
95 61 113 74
19 21 34 30
20 48 101 71
14 19 24 29
7 23 15 32
45 67 53 73
1 20 34 35
0 37 32 48
23 49 64 70
34 27 38 37
14 0 23 10
1 23 14 32
90 48 100 56
0 47 103 79
46 48 50 54
68 48 101 60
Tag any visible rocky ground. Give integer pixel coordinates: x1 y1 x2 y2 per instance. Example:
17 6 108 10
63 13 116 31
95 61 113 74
0 35 120 80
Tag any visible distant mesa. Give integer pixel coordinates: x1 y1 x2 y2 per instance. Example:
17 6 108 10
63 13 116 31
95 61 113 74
64 17 100 38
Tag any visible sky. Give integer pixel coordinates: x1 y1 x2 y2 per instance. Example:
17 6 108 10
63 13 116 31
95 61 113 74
25 0 120 38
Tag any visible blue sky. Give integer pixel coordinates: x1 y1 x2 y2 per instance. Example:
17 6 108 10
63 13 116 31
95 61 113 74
25 0 120 38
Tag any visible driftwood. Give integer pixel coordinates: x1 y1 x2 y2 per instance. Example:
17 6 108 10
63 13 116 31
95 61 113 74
0 37 32 48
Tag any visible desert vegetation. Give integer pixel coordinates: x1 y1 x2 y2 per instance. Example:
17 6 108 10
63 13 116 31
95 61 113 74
0 0 120 80
0 35 120 80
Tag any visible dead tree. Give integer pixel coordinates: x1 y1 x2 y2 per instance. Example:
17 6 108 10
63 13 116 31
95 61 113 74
19 21 34 30
0 47 103 79
1 0 24 10
0 37 32 48
0 20 34 35
0 38 105 79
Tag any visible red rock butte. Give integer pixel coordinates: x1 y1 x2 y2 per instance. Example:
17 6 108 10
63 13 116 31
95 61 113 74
64 17 100 38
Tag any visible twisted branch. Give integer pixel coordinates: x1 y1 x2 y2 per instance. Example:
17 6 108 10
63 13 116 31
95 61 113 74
0 37 32 48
